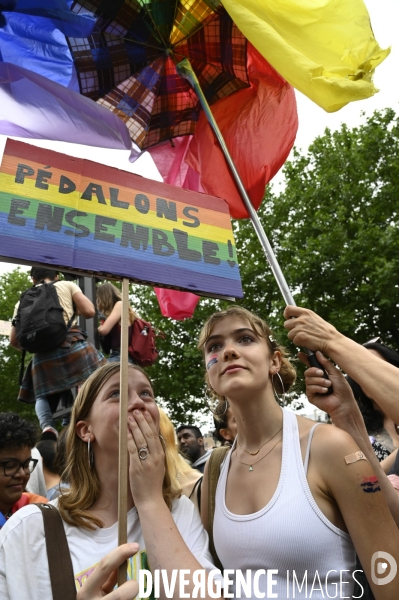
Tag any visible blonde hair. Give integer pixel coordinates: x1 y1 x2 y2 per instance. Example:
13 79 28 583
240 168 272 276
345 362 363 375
198 305 296 409
96 282 137 325
158 408 198 481
58 363 180 530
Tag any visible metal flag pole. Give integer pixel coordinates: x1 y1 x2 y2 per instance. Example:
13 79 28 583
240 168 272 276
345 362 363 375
176 58 321 367
177 57 296 307
118 277 130 586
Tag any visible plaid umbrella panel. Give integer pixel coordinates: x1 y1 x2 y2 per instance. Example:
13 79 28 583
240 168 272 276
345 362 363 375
68 0 249 149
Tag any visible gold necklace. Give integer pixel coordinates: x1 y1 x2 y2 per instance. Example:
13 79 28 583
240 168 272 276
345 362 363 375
237 425 283 456
234 436 282 472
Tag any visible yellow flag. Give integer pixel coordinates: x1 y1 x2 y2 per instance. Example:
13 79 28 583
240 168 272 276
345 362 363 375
222 0 390 112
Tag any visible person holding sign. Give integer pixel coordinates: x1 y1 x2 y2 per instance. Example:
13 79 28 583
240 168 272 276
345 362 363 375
96 282 138 363
199 305 399 599
0 363 221 600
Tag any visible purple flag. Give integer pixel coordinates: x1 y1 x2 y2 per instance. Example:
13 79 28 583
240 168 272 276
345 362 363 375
0 62 140 160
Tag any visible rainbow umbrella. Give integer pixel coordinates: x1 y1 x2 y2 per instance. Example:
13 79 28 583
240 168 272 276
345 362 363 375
67 0 297 296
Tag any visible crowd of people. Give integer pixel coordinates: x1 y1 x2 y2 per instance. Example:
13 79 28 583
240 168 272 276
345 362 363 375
0 268 399 599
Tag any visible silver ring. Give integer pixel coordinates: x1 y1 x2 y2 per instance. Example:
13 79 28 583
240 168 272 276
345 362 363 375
138 447 149 460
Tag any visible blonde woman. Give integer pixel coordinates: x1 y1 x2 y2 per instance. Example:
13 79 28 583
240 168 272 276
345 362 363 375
96 282 138 362
159 408 203 512
199 305 399 599
0 363 221 600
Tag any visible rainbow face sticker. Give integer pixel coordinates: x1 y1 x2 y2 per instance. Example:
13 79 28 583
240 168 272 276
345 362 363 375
206 354 218 370
360 476 381 493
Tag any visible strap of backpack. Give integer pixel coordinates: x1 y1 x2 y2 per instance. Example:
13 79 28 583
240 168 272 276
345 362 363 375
49 281 75 331
207 446 230 571
66 307 76 330
18 348 26 386
36 504 76 600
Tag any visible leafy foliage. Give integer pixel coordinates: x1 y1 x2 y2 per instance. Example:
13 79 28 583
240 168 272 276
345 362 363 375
130 286 226 424
268 108 399 346
134 108 399 421
0 109 397 425
0 268 35 420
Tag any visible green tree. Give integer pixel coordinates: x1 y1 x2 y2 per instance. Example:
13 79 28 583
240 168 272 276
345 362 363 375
0 268 35 419
131 285 225 424
1 109 397 424
267 108 399 347
134 108 399 420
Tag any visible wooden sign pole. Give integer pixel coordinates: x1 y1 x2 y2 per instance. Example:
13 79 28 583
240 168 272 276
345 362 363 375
118 277 130 586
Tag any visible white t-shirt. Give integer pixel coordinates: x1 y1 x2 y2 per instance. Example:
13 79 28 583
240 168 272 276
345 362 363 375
13 280 81 326
0 496 217 600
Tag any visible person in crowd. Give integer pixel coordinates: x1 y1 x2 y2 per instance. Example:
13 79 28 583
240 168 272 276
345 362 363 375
25 446 47 497
10 267 105 435
35 440 68 500
283 305 399 524
346 340 399 461
301 344 399 600
213 401 237 447
0 413 47 529
283 305 399 424
96 282 138 362
199 305 399 599
177 425 212 473
0 363 221 600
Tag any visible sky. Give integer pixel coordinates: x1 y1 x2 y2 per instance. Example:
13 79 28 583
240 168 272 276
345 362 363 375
272 0 399 188
0 0 397 418
298 0 398 151
0 0 396 262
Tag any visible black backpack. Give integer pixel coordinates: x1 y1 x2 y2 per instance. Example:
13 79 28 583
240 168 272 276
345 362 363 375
13 282 74 353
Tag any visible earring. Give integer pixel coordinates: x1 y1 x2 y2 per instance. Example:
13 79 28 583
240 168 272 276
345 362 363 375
206 392 228 418
88 438 94 468
272 372 286 403
219 398 229 417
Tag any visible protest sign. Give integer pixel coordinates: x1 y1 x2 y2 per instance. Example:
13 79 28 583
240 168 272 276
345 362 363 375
0 139 242 299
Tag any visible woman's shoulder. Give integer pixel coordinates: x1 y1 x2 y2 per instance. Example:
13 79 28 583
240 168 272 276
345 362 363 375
0 504 43 544
171 493 194 514
296 415 359 462
171 495 209 548
171 494 203 524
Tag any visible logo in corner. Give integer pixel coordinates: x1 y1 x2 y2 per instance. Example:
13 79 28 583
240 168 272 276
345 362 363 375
371 552 397 586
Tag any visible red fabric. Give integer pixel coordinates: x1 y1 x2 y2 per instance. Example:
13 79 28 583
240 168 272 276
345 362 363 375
148 44 297 314
148 135 203 193
149 136 202 319
12 492 48 514
185 43 298 219
148 44 297 220
154 288 200 320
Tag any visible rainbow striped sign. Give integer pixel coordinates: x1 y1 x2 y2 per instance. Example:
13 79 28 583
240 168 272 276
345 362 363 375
0 140 242 299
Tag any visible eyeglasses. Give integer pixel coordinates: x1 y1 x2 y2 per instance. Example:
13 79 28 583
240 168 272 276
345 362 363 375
0 458 38 477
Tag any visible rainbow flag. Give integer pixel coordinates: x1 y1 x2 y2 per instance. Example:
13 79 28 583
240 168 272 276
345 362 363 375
0 140 242 299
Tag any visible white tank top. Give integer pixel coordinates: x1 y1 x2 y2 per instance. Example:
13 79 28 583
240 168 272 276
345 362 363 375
214 408 356 599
